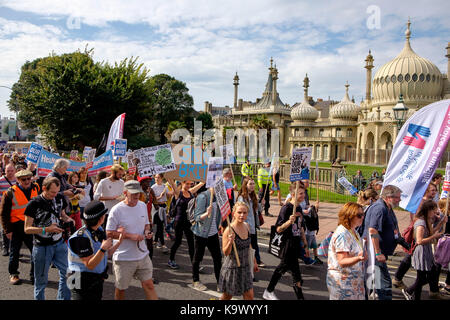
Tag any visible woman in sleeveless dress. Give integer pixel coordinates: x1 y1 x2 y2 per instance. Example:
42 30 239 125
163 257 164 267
219 202 259 300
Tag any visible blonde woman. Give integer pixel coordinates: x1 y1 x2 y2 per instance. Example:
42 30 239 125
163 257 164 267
327 202 367 300
219 202 259 300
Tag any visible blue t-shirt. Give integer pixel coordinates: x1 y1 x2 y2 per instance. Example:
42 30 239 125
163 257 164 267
363 198 399 257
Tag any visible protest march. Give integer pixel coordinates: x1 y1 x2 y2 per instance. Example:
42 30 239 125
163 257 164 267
0 98 449 303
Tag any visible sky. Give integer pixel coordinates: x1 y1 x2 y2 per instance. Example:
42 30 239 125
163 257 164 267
0 0 449 119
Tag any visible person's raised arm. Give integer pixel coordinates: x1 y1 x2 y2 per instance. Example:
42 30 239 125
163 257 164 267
167 178 180 199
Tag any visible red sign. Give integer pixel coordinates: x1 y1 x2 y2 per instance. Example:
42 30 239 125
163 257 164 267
443 181 450 192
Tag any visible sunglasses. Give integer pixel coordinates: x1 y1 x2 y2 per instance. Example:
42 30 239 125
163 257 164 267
20 177 32 182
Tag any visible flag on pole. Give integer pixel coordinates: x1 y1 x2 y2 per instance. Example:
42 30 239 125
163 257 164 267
383 99 450 213
106 113 126 153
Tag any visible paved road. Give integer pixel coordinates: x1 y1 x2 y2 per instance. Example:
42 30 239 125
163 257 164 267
0 233 447 300
0 197 447 300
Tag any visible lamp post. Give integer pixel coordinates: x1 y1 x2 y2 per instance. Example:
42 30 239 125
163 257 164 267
392 94 408 132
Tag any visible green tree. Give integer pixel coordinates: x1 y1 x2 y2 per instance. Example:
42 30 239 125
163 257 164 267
195 112 214 132
8 49 152 150
146 74 195 144
165 120 186 142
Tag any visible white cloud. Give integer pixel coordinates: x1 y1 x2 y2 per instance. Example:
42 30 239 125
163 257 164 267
0 0 448 120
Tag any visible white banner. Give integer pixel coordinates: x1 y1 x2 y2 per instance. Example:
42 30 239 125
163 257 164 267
383 99 450 213
106 113 126 152
133 144 176 177
206 157 223 188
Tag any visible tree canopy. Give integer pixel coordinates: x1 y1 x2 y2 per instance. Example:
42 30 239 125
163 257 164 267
8 49 196 151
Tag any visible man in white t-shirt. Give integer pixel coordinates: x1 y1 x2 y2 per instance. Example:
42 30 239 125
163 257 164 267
106 180 157 300
94 164 125 225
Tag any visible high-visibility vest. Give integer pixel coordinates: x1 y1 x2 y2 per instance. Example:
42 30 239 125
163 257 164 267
257 167 272 189
10 185 39 223
241 163 253 177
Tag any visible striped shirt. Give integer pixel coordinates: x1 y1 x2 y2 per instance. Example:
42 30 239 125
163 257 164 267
0 176 16 200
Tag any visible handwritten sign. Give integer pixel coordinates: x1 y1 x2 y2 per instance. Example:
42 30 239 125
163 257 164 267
289 147 312 182
133 144 176 177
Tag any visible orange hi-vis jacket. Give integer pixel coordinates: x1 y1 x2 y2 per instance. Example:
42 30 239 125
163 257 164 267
10 185 39 223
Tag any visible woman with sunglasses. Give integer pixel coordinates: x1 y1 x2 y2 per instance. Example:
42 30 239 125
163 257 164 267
166 178 205 269
327 202 367 300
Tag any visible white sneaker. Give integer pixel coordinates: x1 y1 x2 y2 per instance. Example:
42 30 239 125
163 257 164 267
161 245 169 254
189 281 207 291
263 289 279 300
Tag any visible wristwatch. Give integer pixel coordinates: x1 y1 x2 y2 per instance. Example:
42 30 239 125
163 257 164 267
100 248 106 253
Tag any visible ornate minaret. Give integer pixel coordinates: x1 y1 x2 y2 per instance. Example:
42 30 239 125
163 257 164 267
233 72 239 109
364 50 374 102
271 60 278 105
303 73 309 101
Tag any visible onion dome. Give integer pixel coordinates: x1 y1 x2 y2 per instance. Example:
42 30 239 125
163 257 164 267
330 83 360 120
291 74 319 121
372 20 443 104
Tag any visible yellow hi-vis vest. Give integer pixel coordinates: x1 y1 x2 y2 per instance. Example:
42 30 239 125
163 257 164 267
257 167 272 189
241 163 253 177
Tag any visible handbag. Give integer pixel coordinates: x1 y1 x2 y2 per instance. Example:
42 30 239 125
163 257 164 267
268 225 287 259
258 210 265 226
434 234 450 266
317 231 333 258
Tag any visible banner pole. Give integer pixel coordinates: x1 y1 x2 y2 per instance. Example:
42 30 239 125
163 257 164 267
226 215 241 267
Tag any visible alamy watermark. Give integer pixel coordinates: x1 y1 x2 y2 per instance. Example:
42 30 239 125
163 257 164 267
366 5 381 30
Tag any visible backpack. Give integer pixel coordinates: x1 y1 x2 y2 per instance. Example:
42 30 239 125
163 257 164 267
401 220 416 254
303 205 319 232
434 235 450 266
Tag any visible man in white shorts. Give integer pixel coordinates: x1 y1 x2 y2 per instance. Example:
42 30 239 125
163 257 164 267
106 180 157 300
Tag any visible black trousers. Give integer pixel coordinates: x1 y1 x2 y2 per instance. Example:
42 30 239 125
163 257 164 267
267 246 303 292
170 219 194 262
2 230 10 251
154 205 166 246
406 265 439 300
394 254 411 281
258 184 270 215
250 233 261 264
70 272 104 301
192 234 222 283
9 220 34 277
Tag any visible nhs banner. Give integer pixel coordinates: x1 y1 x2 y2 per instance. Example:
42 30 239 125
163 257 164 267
37 149 86 177
88 149 113 177
383 99 450 213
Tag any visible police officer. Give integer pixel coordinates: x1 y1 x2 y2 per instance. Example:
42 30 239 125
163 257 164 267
67 200 124 300
257 159 273 217
240 158 254 185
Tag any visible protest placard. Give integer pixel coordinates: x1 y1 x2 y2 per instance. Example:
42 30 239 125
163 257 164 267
219 144 236 165
114 138 127 157
133 144 176 178
337 176 358 195
87 149 113 177
26 142 43 164
206 157 223 188
214 179 231 221
289 147 312 182
37 149 86 177
70 150 78 160
82 146 92 160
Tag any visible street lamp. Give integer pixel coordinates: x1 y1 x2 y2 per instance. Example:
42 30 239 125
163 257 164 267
393 94 408 132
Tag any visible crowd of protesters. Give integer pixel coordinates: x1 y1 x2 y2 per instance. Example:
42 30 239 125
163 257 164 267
0 149 449 302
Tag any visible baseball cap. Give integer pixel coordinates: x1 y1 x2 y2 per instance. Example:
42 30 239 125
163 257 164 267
124 180 143 194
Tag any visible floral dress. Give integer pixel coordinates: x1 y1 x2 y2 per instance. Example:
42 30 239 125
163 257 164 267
326 224 365 300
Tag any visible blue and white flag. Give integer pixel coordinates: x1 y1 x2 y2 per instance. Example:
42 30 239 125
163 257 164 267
383 99 450 213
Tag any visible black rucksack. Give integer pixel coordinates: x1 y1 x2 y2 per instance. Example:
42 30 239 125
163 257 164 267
303 206 319 232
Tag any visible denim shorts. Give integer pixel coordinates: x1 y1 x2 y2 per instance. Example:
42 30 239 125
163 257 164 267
306 234 318 249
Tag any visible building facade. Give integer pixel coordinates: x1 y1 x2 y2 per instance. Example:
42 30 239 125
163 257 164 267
209 21 450 165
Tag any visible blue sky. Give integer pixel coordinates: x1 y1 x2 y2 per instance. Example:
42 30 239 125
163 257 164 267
0 0 449 119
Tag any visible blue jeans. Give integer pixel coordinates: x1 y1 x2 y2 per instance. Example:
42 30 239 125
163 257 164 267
32 239 71 300
374 259 392 300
